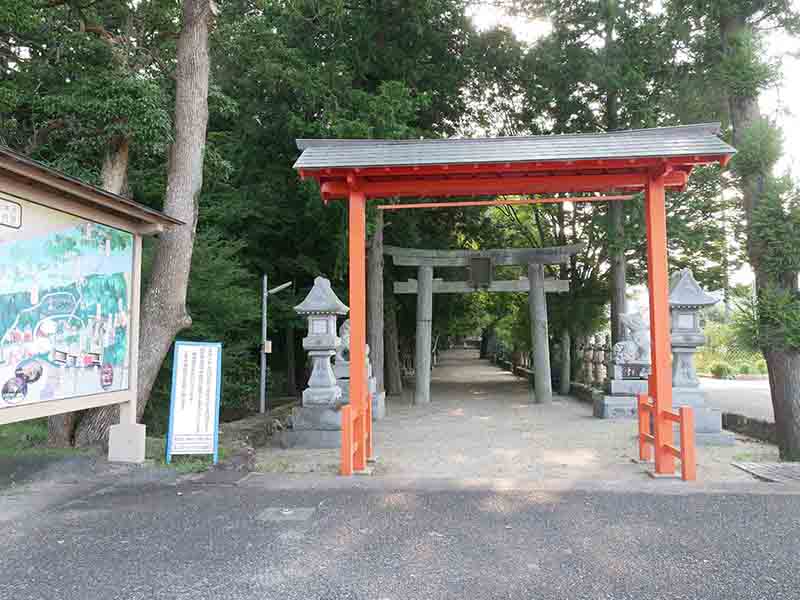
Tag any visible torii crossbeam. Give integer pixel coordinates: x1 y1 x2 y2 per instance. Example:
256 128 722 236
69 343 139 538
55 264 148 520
294 123 736 479
384 244 583 405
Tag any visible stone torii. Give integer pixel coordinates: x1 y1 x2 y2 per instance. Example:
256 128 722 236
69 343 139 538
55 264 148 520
385 244 584 405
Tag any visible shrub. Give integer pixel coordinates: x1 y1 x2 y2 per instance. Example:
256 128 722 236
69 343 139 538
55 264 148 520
754 358 768 374
710 361 734 379
737 363 753 375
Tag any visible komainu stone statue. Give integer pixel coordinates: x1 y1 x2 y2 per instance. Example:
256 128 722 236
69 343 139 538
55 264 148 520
596 311 651 419
612 313 651 364
335 319 351 365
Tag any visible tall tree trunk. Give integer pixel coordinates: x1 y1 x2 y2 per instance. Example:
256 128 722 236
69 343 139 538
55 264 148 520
101 136 130 195
384 297 403 395
74 0 215 446
604 0 626 346
367 210 385 392
720 14 800 459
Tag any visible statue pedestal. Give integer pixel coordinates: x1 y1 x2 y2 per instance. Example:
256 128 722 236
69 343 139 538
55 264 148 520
594 361 650 419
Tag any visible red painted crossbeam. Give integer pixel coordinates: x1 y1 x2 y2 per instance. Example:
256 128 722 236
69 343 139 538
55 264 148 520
376 194 634 210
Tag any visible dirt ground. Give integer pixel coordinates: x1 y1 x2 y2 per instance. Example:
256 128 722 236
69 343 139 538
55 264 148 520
254 349 777 483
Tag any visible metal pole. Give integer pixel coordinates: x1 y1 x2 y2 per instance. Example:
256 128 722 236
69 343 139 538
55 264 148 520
259 274 268 413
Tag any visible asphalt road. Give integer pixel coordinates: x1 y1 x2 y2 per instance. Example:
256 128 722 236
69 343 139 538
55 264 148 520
2 466 799 600
700 377 774 422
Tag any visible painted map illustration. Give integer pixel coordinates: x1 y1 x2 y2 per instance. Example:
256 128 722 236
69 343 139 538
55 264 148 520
0 197 133 408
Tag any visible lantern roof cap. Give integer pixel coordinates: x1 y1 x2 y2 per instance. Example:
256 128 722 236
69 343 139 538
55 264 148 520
295 276 349 315
669 269 718 308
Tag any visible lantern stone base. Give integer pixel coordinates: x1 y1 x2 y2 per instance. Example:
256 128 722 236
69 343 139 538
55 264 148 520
291 405 342 430
673 387 735 445
280 405 344 448
279 428 342 449
107 423 146 463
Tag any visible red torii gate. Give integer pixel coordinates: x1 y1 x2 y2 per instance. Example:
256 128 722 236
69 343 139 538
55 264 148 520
294 123 735 479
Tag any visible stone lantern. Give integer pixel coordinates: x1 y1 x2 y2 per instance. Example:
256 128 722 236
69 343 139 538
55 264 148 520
282 276 349 448
669 269 734 445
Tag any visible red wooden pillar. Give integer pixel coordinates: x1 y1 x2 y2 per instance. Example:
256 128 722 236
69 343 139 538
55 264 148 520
348 188 368 473
644 170 675 475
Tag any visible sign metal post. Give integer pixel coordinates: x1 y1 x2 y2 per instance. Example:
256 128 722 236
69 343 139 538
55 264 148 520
259 277 292 414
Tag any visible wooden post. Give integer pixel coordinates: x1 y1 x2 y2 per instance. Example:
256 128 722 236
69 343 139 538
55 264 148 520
414 265 434 404
528 263 552 403
679 406 696 481
645 171 675 475
341 404 353 475
637 393 652 462
348 189 367 472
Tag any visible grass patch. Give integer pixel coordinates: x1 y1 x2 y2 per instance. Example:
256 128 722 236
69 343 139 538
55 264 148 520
0 419 90 458
145 437 227 474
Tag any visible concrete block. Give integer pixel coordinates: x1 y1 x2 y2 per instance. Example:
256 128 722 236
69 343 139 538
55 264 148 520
594 395 637 419
278 429 341 449
107 423 146 463
691 406 724 433
372 391 386 420
291 406 342 430
607 379 649 396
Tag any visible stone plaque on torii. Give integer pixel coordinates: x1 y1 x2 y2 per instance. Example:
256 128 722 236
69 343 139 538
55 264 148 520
385 244 583 406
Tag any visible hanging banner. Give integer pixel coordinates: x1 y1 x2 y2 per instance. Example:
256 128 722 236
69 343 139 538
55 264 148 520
166 341 222 463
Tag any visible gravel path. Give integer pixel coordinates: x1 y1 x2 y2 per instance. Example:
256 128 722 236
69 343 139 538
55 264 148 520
256 350 778 482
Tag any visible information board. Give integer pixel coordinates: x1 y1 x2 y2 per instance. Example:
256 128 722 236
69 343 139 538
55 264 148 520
166 341 222 463
0 195 134 410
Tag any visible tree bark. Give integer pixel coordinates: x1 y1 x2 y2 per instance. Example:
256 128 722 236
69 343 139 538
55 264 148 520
384 296 403 395
367 210 385 393
47 413 75 447
101 136 130 195
719 13 800 459
765 350 800 460
74 0 214 446
604 0 627 346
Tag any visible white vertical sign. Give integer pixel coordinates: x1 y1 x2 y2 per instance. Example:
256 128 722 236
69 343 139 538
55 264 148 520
166 341 222 463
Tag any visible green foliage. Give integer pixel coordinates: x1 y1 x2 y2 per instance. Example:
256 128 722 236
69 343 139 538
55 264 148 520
724 178 800 353
697 318 763 373
718 28 777 100
710 361 734 379
143 227 261 432
737 362 753 375
732 119 784 179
